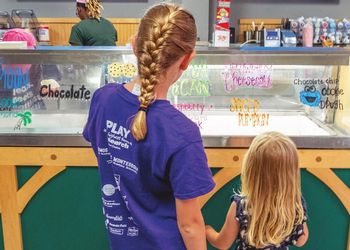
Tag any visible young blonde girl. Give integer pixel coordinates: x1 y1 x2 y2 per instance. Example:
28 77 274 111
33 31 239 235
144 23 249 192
206 131 308 250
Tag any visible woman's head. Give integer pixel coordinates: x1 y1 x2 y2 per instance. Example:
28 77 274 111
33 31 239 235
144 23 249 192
131 3 197 141
76 0 102 20
2 29 36 74
241 131 304 248
2 28 36 49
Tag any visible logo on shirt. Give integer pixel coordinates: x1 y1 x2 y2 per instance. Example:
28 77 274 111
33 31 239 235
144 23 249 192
112 157 139 174
98 147 110 156
105 120 130 138
109 227 124 236
105 120 133 150
102 184 117 196
127 227 139 237
102 198 120 208
106 214 123 222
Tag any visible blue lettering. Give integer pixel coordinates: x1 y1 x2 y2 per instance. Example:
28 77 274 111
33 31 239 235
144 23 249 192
0 65 29 90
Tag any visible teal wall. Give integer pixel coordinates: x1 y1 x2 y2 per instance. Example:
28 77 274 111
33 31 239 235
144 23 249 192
0 167 349 250
18 167 108 250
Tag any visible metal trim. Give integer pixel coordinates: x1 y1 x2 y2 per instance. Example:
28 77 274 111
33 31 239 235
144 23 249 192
0 135 350 149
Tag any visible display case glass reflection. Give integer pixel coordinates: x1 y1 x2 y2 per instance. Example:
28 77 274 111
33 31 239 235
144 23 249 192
0 48 349 145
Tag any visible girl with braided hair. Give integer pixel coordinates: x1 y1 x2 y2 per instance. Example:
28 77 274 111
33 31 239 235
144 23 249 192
83 3 215 250
69 0 117 46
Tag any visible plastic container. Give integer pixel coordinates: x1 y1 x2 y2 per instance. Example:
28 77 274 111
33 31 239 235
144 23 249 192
302 23 313 47
38 25 50 42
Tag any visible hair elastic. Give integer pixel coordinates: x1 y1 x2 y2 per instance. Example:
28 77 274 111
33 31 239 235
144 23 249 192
139 106 148 113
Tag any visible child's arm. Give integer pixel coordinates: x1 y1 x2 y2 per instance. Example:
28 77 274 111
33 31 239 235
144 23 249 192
206 201 240 249
295 222 309 247
176 198 207 250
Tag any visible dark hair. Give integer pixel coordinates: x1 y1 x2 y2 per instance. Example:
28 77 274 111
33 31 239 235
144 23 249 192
76 2 86 8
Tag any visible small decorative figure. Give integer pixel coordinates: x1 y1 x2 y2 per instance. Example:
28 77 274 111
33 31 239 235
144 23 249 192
296 17 305 44
290 19 299 38
327 18 336 43
313 18 322 44
342 18 350 44
335 21 343 44
320 18 329 43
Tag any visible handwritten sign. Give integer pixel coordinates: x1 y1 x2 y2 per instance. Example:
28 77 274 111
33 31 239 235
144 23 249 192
170 62 210 97
0 112 18 118
222 64 273 92
296 77 344 110
230 97 269 127
0 65 29 90
173 103 214 129
40 84 91 100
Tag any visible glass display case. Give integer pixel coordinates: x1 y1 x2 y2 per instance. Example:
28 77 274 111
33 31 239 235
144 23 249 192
0 46 349 148
0 46 350 250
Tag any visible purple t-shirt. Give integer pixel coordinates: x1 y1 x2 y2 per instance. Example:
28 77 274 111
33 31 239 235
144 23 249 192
83 83 215 250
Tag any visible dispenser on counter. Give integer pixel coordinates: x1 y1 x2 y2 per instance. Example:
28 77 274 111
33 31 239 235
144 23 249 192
11 9 40 40
281 30 297 47
0 11 15 40
263 28 281 47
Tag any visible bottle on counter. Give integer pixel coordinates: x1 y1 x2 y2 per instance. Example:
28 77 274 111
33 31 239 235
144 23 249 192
302 22 314 47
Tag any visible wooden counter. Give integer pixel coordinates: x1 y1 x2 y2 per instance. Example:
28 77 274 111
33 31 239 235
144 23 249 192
0 147 349 250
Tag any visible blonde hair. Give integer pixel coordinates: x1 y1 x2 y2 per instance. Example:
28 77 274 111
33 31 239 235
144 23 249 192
131 3 197 141
241 131 304 248
81 0 103 20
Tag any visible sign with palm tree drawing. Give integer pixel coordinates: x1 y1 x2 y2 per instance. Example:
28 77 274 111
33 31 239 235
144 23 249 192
14 111 32 130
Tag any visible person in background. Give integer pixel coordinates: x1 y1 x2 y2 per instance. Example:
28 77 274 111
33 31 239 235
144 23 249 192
206 131 309 250
69 0 117 46
1 29 62 111
83 3 215 250
1 29 46 110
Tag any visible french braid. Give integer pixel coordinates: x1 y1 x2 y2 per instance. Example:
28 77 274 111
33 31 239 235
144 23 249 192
131 3 197 141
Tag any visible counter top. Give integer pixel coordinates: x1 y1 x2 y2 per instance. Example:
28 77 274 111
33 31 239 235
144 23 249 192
0 113 349 149
0 46 349 65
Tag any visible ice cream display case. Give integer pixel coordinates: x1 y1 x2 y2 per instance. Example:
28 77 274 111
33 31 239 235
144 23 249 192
0 46 349 148
0 47 349 250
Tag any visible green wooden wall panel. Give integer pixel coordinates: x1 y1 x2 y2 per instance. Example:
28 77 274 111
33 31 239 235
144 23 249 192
19 168 109 250
17 167 40 190
2 167 347 250
334 169 350 187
